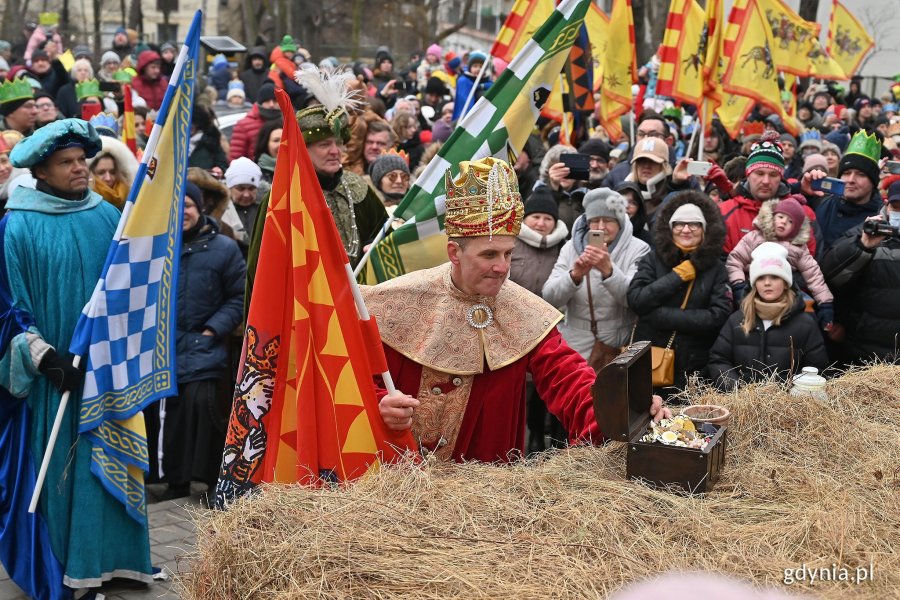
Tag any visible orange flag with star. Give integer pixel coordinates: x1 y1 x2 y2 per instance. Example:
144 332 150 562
597 0 635 142
215 89 415 506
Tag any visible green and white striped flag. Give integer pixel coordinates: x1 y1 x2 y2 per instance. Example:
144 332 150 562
365 0 591 283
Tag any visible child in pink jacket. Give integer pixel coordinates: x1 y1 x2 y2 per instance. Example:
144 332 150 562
726 195 834 330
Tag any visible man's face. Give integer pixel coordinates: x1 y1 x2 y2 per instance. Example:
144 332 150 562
183 196 200 230
308 137 343 175
259 98 278 110
34 146 90 193
143 61 161 80
230 183 258 207
114 32 129 46
364 131 391 164
840 168 874 203
31 58 50 74
35 97 56 123
448 235 515 297
636 120 667 145
7 99 37 133
588 155 608 183
746 167 782 201
251 57 264 70
379 59 392 73
813 95 829 110
379 169 409 195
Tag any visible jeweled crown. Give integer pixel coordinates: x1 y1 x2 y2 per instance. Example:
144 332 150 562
844 130 881 163
89 112 119 137
0 79 34 105
444 157 523 238
76 79 102 101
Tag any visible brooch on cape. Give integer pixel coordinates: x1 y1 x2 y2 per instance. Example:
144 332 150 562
466 304 494 329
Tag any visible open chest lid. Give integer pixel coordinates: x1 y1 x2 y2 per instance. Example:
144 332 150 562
592 341 653 442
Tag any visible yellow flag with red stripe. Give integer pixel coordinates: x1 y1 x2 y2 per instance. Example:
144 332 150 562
657 0 705 106
597 0 635 142
490 0 554 63
827 0 874 78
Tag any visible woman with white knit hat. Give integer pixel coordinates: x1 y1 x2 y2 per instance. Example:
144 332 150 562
708 242 829 391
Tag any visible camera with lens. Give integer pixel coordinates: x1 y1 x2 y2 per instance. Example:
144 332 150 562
862 220 900 239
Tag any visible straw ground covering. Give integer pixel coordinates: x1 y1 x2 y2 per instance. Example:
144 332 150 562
180 365 900 599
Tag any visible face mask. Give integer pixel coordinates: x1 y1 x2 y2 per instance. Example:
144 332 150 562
889 212 900 228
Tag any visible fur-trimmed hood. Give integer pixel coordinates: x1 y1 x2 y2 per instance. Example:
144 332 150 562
187 166 230 218
652 190 725 270
517 219 569 249
753 199 811 247
88 136 139 185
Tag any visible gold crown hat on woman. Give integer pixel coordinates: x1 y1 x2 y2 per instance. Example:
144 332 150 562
444 157 524 238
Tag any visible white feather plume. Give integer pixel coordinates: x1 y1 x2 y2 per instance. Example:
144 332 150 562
294 63 362 114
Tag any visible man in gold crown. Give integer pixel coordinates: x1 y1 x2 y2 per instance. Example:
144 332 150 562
363 157 667 461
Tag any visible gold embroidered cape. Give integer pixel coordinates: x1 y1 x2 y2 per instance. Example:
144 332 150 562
361 263 562 375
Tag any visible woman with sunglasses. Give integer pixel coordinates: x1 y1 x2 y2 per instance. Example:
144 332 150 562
626 191 732 398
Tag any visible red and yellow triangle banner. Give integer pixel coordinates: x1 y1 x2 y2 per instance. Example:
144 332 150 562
217 89 414 501
827 0 874 78
656 0 706 106
490 0 554 63
121 83 138 157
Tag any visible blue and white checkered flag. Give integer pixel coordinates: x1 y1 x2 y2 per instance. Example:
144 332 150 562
68 11 200 522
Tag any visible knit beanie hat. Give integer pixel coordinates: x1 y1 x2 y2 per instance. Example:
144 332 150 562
582 188 627 227
668 203 707 230
256 82 276 104
100 51 120 66
280 35 297 54
838 130 881 186
368 151 410 189
745 132 785 176
426 43 442 58
578 137 611 161
225 156 262 188
802 153 828 173
749 241 792 287
185 181 204 211
772 197 805 240
779 133 797 148
523 185 559 221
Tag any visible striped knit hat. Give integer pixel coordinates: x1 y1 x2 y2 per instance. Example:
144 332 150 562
745 131 785 176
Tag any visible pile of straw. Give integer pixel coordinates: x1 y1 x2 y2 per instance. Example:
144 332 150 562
179 365 900 599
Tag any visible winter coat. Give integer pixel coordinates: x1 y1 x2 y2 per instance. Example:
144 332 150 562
240 48 270 103
132 51 169 110
544 214 650 358
627 192 733 391
726 199 833 305
228 104 265 161
814 189 884 258
821 204 900 363
720 181 819 255
188 131 228 172
510 220 569 297
708 294 829 390
176 217 246 383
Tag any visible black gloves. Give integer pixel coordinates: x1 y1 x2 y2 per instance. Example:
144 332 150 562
38 349 83 394
731 281 750 305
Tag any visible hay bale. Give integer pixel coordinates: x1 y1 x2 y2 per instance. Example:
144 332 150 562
179 365 900 599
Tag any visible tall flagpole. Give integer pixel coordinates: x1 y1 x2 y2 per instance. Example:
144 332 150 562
28 12 201 514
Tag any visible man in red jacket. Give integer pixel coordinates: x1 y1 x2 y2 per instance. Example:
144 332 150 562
363 157 668 462
131 50 168 110
228 83 280 161
719 131 818 256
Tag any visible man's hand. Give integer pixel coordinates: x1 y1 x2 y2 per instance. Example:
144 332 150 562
547 162 574 191
38 349 83 394
650 394 672 422
800 168 827 197
860 215 888 250
379 392 420 431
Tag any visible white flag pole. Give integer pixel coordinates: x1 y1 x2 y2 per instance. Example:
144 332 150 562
344 264 398 394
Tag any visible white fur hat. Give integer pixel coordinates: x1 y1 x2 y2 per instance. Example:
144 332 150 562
749 241 792 287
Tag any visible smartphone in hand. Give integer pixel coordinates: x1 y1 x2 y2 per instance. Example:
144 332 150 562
559 153 591 181
588 229 606 249
811 177 846 196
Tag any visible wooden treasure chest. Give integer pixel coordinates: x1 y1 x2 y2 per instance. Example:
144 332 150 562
592 341 727 493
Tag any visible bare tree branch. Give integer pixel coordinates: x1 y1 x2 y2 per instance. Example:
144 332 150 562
435 0 476 43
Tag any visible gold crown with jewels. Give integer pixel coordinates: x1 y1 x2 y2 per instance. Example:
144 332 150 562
444 157 523 238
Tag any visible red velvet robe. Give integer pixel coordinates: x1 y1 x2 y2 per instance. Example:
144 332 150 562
376 327 602 463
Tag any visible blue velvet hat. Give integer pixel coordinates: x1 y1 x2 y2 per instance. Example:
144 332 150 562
10 118 102 168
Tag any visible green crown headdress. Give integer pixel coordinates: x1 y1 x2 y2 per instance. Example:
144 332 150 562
293 64 361 144
0 79 34 105
844 130 881 163
38 12 59 26
76 79 102 101
112 69 133 83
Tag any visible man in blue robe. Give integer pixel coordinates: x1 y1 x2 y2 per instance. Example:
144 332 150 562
0 119 152 598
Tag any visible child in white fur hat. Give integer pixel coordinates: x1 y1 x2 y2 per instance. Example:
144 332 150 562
708 242 829 390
